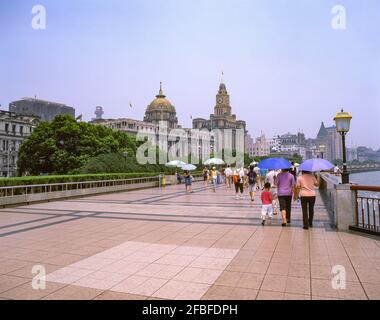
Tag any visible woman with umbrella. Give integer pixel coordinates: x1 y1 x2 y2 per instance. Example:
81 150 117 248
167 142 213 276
296 159 332 229
182 164 197 193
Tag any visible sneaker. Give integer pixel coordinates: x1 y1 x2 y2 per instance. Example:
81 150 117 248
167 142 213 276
261 220 266 226
281 223 287 227
235 195 239 200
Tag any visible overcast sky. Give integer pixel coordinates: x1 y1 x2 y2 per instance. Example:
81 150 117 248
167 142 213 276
1 0 379 149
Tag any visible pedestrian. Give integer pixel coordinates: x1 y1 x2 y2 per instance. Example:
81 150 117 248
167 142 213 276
243 167 249 188
259 167 268 190
276 168 296 227
247 166 257 202
221 166 226 184
203 167 209 186
225 165 232 189
260 182 273 226
184 170 193 193
176 171 182 184
290 162 297 179
254 165 260 190
233 167 244 200
210 166 218 192
265 169 279 215
296 171 320 229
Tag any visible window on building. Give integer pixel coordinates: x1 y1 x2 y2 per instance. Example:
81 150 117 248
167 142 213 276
20 126 24 136
12 125 16 134
5 124 9 133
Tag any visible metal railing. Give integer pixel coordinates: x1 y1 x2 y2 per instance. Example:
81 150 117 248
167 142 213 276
351 185 380 234
0 176 160 198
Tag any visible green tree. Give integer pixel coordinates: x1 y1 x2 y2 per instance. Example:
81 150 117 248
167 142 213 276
17 115 138 175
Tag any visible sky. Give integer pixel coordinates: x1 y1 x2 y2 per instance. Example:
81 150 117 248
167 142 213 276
0 0 379 149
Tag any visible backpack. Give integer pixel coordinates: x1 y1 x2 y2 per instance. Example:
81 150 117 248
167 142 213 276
248 171 257 184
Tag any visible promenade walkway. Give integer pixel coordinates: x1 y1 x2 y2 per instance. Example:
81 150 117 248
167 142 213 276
0 182 379 300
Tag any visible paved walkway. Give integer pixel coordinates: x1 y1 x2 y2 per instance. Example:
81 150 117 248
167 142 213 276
0 182 379 300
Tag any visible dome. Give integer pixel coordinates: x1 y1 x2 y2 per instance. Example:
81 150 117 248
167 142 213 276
147 82 176 112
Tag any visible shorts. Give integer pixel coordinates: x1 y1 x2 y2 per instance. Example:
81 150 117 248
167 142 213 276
248 184 256 192
185 178 192 186
261 204 273 218
278 196 292 211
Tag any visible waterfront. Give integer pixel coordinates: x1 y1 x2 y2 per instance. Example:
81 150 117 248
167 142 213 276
351 171 380 186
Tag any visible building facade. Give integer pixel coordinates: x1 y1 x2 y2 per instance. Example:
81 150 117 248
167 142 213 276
89 83 213 163
315 122 343 162
0 111 40 177
252 134 271 157
9 97 75 122
192 81 247 151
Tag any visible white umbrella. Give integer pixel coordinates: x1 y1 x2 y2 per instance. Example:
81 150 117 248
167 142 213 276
204 158 225 166
293 163 300 167
165 160 186 168
182 164 197 171
250 161 258 166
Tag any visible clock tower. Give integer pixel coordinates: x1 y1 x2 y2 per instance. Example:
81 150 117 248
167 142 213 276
214 82 231 116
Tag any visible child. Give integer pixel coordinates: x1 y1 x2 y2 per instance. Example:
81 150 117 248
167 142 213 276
260 182 273 226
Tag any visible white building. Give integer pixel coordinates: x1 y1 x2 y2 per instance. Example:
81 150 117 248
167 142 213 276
253 134 271 157
0 111 40 177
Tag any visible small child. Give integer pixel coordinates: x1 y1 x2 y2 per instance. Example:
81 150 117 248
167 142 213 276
260 182 273 226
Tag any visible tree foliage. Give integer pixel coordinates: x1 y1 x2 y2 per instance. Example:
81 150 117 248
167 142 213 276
17 115 138 175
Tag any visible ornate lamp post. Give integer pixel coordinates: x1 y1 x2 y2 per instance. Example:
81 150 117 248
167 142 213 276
334 108 352 184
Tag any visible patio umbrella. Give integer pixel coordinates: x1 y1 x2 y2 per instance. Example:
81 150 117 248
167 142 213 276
204 158 225 165
299 159 334 172
258 158 292 170
181 164 197 171
165 160 186 168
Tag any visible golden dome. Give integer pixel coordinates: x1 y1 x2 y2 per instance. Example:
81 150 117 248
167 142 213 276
147 82 176 112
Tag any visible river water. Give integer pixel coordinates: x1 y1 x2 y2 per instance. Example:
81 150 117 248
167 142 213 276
351 171 380 187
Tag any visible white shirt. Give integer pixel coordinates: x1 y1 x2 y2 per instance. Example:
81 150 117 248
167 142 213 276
254 166 260 175
225 167 232 176
265 170 277 187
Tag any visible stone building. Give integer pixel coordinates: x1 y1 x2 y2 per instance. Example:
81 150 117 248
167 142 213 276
252 134 271 157
0 111 40 177
316 122 343 162
192 81 246 151
143 82 179 129
9 97 75 122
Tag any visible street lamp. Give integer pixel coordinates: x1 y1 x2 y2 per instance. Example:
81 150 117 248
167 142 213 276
334 108 352 184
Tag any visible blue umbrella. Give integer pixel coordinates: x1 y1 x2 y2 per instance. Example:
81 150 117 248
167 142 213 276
258 158 292 170
299 159 334 172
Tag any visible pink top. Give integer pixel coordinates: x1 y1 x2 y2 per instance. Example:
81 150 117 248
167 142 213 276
297 174 317 197
261 191 273 205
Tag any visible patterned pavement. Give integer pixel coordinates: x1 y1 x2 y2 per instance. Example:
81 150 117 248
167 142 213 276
0 182 380 300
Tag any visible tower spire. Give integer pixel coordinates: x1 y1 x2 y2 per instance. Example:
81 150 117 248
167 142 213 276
157 82 165 98
221 71 224 84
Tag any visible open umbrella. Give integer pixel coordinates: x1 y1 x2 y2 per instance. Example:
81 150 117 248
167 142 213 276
299 159 334 172
250 161 258 166
182 164 197 171
204 158 225 165
165 160 186 168
258 158 292 170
